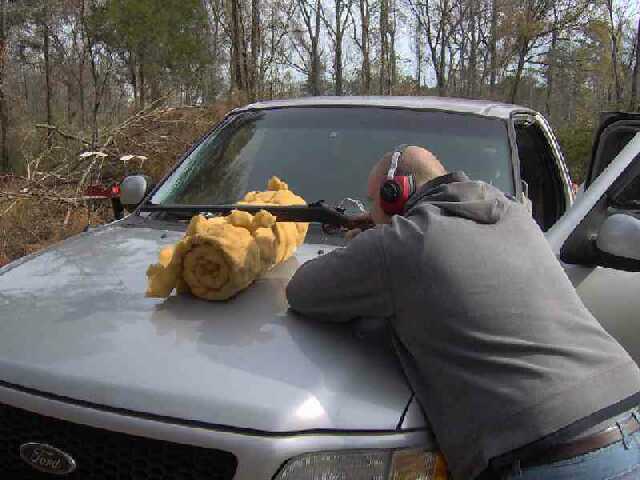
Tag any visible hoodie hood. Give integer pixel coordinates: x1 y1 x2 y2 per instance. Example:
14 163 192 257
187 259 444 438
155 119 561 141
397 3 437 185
404 171 508 224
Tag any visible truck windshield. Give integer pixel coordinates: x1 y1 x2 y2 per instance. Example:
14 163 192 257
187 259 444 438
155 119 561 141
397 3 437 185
150 107 514 208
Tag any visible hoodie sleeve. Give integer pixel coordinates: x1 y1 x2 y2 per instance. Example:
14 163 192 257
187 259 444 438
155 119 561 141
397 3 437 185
286 228 394 322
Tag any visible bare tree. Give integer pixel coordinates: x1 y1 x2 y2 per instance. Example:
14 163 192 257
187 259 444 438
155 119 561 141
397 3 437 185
41 2 54 147
629 14 639 111
414 17 422 90
75 0 87 128
488 0 498 96
227 0 261 99
322 0 353 95
388 0 397 91
249 0 261 100
0 0 8 171
294 0 323 95
359 0 371 93
407 0 455 96
545 2 559 115
87 43 111 146
260 0 295 98
604 0 622 105
229 0 248 94
467 0 479 97
203 0 231 101
507 0 589 103
379 0 389 94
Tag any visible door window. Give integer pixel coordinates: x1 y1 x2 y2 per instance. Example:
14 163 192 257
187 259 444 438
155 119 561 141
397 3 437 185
515 119 567 231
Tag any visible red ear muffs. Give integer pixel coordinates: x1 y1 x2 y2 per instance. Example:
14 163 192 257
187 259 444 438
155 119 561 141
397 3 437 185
379 145 415 215
380 175 415 215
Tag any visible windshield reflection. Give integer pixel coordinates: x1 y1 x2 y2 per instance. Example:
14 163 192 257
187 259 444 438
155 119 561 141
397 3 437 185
151 107 514 209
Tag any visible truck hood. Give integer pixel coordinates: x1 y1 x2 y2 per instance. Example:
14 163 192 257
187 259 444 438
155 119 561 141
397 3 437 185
0 223 412 432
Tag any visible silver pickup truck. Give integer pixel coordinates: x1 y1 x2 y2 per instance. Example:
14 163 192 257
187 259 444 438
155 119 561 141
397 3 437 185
1 97 639 479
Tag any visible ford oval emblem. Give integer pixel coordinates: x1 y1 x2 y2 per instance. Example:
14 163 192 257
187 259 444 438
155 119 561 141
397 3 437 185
19 442 77 475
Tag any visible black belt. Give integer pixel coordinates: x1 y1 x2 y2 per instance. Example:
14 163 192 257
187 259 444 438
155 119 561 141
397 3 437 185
521 414 640 469
481 413 640 478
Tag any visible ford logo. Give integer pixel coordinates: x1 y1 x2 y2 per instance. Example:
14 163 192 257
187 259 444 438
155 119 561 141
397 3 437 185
19 442 77 475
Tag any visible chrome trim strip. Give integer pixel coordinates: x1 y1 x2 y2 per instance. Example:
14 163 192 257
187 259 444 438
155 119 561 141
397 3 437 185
534 113 575 208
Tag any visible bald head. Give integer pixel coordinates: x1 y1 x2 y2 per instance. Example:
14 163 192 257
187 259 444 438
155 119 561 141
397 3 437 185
370 146 446 188
366 146 446 224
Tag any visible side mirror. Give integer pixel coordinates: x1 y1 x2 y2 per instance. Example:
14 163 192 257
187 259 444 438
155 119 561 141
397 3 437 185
120 175 152 210
596 214 640 269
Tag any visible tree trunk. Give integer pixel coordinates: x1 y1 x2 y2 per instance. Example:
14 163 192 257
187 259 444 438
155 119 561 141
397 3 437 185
210 4 220 100
437 0 449 96
249 0 260 100
230 0 246 93
90 50 99 146
21 60 28 104
92 98 99 147
359 0 370 94
139 60 146 108
415 18 422 91
78 0 87 128
335 37 343 95
388 0 396 93
509 36 528 103
211 7 220 100
606 0 622 105
489 0 498 97
457 1 466 96
78 61 86 129
0 0 8 172
150 74 161 103
43 8 53 148
66 80 72 125
268 6 276 99
310 0 321 95
334 0 343 96
127 51 138 109
468 0 478 98
379 0 388 94
545 15 558 116
630 15 640 111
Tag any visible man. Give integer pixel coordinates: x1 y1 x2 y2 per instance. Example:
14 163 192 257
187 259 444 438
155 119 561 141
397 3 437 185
286 145 640 480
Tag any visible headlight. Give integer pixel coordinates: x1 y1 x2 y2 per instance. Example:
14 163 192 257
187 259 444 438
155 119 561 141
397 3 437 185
274 448 448 479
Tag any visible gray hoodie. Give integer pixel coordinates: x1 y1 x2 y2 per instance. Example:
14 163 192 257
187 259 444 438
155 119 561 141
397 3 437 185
286 172 640 480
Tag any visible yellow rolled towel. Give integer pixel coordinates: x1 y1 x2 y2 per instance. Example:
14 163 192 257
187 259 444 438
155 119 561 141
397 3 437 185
146 177 308 301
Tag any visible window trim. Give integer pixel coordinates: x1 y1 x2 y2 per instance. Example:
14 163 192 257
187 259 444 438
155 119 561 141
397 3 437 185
511 112 573 223
534 113 575 209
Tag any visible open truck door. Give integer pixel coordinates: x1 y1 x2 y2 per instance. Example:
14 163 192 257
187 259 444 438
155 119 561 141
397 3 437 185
547 113 640 362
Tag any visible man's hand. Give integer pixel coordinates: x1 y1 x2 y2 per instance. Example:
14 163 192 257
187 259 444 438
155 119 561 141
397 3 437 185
345 228 363 241
345 213 374 230
344 213 374 241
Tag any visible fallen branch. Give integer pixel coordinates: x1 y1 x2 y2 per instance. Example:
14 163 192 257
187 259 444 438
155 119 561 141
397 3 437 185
0 190 81 205
0 199 20 218
35 124 91 146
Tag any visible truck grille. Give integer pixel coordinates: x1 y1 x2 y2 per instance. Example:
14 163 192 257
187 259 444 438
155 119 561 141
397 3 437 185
0 401 238 479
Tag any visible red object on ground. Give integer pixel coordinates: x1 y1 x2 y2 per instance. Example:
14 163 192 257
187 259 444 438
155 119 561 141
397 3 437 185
85 184 120 198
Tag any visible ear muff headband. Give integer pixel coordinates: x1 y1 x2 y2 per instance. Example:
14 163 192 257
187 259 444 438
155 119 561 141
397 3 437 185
379 145 415 215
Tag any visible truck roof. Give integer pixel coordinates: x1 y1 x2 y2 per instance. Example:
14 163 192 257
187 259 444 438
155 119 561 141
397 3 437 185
237 96 535 120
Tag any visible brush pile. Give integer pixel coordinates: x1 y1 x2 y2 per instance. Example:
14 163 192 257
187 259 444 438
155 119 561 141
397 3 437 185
0 101 236 267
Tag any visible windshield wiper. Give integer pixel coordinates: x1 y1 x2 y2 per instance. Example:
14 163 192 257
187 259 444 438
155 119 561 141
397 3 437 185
138 201 371 228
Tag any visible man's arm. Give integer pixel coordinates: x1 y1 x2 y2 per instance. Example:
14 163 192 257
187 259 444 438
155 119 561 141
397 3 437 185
286 228 394 322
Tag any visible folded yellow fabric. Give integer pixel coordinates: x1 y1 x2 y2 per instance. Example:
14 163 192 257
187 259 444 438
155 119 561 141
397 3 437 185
146 177 308 301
